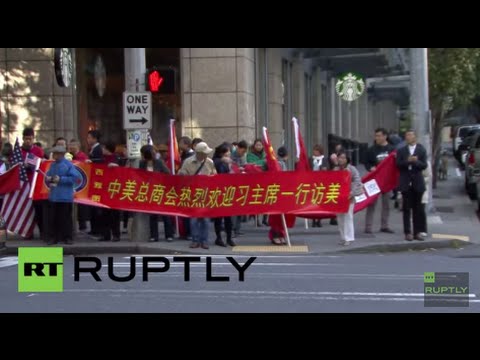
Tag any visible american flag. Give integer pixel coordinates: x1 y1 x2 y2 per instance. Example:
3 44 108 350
0 138 36 237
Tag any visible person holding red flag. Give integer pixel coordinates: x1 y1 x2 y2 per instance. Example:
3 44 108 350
262 127 295 245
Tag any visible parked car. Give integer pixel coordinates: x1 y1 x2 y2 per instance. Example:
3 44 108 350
458 128 480 167
465 132 480 200
453 124 480 165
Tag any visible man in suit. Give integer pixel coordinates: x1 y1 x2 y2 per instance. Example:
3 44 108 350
396 129 428 241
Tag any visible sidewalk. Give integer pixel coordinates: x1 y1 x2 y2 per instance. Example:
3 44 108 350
1 157 477 255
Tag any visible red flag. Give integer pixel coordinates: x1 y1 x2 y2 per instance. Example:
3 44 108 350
0 164 20 195
0 139 36 237
167 119 181 174
353 151 399 213
292 117 311 171
300 151 400 220
262 127 282 172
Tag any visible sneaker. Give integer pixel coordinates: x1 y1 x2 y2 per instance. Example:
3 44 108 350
201 243 210 250
149 238 158 242
189 242 200 249
166 237 174 242
112 237 121 242
341 240 353 246
380 228 395 234
414 234 426 241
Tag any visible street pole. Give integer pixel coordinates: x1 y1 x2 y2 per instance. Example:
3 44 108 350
124 48 150 242
409 48 434 212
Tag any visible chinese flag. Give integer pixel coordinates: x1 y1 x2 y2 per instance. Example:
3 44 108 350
262 127 282 172
167 119 181 174
292 117 311 172
0 164 20 195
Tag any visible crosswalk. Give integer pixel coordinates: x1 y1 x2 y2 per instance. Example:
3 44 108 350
0 256 18 269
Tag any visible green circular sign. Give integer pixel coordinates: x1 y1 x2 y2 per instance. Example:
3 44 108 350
335 72 365 102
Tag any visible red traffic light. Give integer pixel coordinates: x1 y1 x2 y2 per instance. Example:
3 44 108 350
146 68 175 94
148 70 164 93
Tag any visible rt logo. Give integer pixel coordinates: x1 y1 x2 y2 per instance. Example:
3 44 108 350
18 248 63 292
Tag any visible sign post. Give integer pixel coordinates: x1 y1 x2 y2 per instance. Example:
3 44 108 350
123 92 152 131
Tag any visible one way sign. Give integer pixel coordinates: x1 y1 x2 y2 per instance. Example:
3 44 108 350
123 92 152 129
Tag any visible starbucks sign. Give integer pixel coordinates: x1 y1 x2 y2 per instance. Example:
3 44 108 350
335 72 365 102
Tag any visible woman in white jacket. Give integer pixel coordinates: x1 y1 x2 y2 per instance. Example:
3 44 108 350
335 151 364 246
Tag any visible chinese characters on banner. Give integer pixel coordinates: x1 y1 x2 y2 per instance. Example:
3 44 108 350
75 165 351 217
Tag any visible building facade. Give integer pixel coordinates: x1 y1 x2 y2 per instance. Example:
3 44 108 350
1 48 409 162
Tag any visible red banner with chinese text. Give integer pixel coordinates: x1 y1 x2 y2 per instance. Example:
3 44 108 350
90 165 351 217
32 161 102 207
32 162 352 217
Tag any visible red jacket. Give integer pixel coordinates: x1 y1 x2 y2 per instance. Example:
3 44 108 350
21 145 44 183
73 151 88 162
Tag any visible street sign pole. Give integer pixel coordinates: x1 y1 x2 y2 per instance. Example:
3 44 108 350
124 48 149 243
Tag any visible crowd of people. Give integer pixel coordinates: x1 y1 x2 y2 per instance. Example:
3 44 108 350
0 126 431 247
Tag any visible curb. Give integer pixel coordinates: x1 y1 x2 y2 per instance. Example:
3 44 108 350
328 239 472 254
2 239 474 256
1 244 195 256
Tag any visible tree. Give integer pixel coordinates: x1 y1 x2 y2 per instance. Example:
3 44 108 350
429 48 480 188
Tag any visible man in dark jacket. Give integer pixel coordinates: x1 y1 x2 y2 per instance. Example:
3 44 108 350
396 129 428 241
85 130 104 238
46 146 81 245
364 128 395 234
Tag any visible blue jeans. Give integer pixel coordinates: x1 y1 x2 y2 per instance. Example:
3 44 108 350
191 218 209 244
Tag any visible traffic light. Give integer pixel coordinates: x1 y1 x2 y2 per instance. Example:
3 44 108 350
146 68 175 94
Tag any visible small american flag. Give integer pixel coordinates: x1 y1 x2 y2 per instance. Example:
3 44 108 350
25 152 40 169
0 138 36 237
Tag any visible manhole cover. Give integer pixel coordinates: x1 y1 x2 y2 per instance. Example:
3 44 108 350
436 206 454 213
